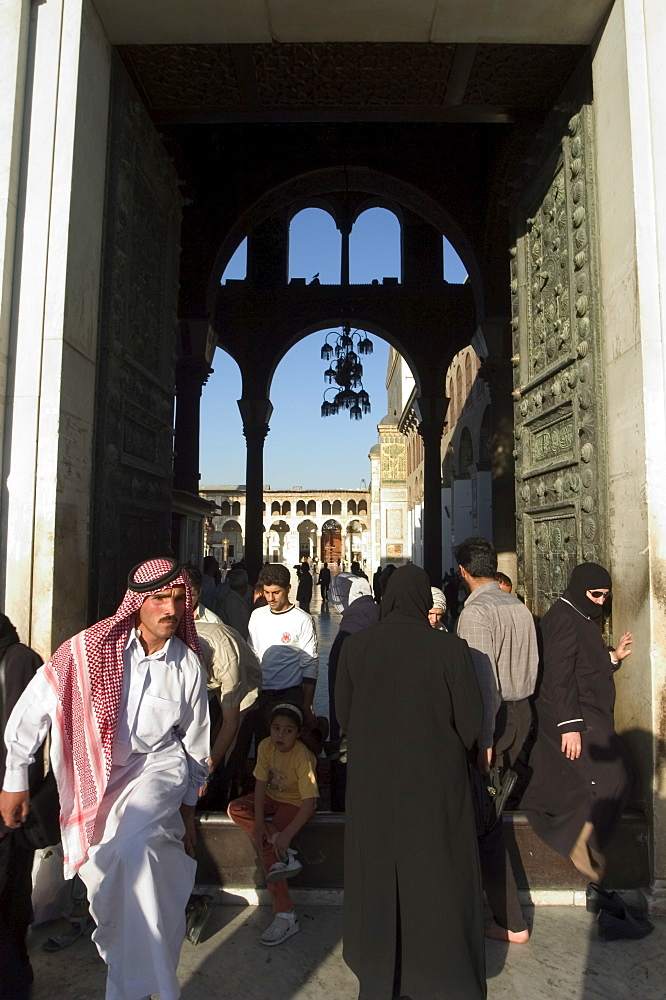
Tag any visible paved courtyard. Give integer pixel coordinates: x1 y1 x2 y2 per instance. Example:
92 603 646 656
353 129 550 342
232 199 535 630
26 580 666 999
27 901 666 1000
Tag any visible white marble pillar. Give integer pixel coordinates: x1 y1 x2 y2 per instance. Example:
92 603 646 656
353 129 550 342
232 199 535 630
0 0 31 482
593 0 666 909
0 0 110 655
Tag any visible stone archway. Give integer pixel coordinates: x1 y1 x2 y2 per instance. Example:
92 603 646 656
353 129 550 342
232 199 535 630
321 518 342 565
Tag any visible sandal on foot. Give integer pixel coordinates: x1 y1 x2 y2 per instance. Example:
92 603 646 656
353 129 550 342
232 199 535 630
43 914 94 952
265 848 302 883
185 894 214 946
260 913 300 946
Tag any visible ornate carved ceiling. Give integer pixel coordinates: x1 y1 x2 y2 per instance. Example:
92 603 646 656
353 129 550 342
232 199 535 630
119 42 586 124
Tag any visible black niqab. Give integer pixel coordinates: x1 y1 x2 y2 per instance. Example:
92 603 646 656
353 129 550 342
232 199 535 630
0 613 19 657
565 562 612 620
380 564 432 626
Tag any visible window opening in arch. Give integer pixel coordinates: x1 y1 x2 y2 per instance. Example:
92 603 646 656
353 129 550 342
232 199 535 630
458 428 474 478
443 238 468 284
289 208 341 284
350 208 400 285
322 500 331 515
307 500 316 515
281 501 291 515
464 353 473 410
221 237 247 283
332 499 342 515
347 499 357 514
296 500 306 515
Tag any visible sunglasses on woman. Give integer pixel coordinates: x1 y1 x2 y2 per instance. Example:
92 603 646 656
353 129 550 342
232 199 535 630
588 589 610 599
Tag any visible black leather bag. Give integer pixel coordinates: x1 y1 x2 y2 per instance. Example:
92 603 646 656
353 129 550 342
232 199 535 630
15 769 61 850
469 762 517 837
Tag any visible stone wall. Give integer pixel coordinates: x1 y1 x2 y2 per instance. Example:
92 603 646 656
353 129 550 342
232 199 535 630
89 52 182 621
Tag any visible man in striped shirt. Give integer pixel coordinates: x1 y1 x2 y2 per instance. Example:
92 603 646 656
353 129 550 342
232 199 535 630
455 536 538 944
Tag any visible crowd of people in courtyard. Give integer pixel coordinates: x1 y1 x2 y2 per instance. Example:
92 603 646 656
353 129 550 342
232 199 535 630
0 538 654 1000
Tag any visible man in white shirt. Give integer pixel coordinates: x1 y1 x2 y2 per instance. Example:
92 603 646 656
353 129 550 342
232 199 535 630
232 564 318 774
0 558 209 1000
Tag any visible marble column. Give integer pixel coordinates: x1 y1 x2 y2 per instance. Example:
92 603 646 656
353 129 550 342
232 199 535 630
415 395 448 584
238 398 273 585
173 355 212 495
1 0 110 653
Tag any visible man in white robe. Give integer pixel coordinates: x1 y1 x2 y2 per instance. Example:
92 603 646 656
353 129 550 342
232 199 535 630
0 557 210 1000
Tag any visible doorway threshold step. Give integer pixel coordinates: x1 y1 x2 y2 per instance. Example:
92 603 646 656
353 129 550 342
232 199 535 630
195 809 649 890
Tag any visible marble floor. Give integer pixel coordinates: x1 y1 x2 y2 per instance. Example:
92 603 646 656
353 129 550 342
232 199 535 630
27 903 666 1000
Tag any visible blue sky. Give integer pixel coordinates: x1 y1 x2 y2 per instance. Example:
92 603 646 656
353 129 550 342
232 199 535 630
200 208 466 490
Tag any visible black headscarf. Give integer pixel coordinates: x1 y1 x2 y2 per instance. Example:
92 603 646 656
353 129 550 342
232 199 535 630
0 613 19 657
565 562 612 620
380 564 432 626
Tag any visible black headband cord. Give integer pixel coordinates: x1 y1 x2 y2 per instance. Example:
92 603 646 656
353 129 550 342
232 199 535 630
127 558 183 594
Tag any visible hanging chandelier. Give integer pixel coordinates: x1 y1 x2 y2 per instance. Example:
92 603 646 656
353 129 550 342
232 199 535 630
320 325 373 420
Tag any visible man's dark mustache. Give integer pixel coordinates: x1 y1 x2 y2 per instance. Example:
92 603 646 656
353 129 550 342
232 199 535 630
159 616 178 623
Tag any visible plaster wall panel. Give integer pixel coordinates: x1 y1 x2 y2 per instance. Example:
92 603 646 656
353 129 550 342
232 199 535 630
91 0 611 45
452 479 472 544
593 0 666 900
0 0 31 478
431 0 612 45
2 0 71 643
268 0 437 43
92 0 272 45
1 0 110 654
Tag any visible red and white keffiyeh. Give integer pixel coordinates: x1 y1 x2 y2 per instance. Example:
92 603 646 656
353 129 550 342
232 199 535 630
43 558 201 875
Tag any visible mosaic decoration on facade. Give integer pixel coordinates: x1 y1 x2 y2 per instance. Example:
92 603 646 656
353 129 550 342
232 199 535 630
380 433 407 484
511 100 608 619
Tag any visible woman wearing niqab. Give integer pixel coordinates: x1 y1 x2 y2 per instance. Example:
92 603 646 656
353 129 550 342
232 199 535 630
335 564 486 1000
522 563 636 880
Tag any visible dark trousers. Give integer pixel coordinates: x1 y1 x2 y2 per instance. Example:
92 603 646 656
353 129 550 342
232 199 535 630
0 832 34 1000
478 698 533 932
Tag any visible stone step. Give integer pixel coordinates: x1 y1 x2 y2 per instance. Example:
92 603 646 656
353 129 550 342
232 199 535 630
195 808 649 891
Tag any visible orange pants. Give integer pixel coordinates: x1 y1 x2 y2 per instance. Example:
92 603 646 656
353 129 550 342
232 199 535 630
227 794 299 913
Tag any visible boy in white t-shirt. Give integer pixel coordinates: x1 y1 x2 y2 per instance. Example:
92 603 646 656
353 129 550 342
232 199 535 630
234 564 319 779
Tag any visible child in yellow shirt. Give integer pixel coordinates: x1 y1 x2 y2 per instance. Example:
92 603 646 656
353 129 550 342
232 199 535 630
227 703 318 945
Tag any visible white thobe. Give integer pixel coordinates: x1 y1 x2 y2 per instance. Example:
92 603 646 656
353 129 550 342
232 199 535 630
3 630 210 1000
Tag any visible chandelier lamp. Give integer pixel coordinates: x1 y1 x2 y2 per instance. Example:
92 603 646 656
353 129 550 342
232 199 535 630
320 325 373 420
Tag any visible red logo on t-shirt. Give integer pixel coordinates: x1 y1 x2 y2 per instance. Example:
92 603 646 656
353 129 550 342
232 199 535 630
281 632 292 643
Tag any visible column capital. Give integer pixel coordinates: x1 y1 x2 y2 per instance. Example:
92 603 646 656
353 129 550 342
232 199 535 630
178 318 217 365
477 356 513 395
414 395 447 439
176 355 213 395
238 397 273 433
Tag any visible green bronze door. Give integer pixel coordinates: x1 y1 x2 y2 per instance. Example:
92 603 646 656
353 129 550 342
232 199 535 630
511 96 608 619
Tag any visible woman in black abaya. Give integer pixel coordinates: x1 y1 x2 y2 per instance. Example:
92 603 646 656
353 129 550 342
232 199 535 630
335 564 486 1000
523 563 635 880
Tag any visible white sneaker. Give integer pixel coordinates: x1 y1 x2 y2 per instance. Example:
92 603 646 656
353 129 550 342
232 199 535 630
260 912 300 947
265 848 302 883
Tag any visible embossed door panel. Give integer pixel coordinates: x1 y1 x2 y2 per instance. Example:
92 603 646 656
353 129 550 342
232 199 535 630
511 94 608 619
